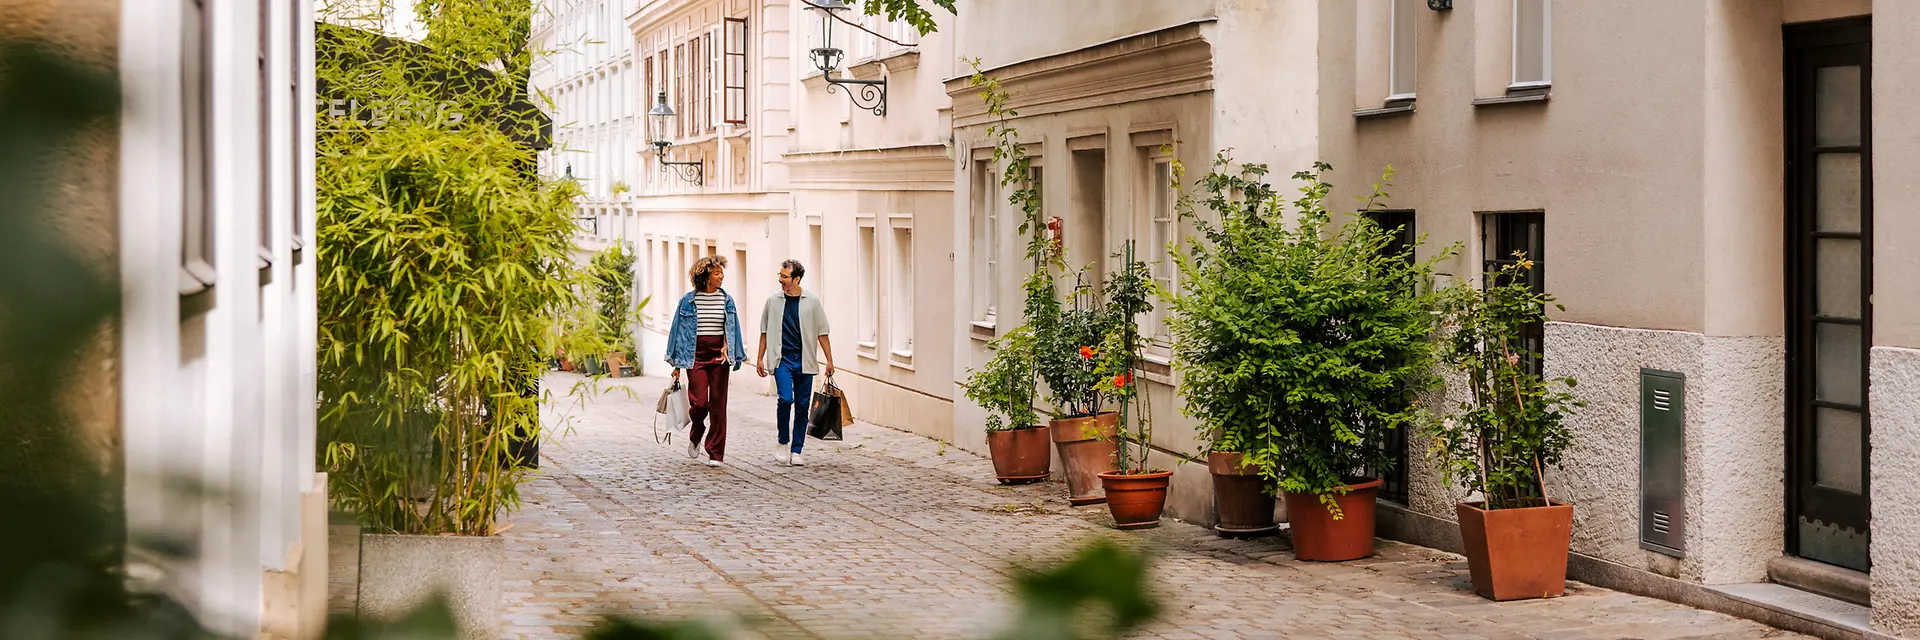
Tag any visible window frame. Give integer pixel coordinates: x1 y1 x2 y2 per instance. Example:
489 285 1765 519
970 159 1000 328
1138 146 1178 359
1480 210 1547 377
723 17 749 125
888 216 915 366
1511 0 1552 90
857 219 880 353
1388 0 1419 102
180 0 217 298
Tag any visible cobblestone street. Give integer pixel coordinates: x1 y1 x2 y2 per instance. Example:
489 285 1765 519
504 372 1803 640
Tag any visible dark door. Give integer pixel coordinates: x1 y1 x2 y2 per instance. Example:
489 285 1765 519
1785 16 1872 573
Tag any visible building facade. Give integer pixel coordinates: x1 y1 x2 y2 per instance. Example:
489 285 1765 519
532 0 644 262
947 1 1920 638
784 3 956 441
113 0 323 637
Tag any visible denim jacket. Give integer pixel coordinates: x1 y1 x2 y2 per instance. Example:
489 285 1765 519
666 289 747 371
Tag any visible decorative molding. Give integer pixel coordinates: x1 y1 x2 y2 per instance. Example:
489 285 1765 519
785 144 955 191
947 23 1214 129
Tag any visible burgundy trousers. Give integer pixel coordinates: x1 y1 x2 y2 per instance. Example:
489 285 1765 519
687 335 731 461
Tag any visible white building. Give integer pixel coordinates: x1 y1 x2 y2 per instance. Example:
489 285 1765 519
532 0 644 256
117 0 325 637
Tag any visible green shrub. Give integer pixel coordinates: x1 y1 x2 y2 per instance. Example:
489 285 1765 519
1167 155 1450 515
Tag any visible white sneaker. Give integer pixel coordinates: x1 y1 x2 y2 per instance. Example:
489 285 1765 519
705 459 723 468
775 451 792 466
790 453 805 466
687 440 700 459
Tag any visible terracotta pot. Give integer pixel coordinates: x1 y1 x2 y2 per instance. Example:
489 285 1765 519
986 426 1052 485
606 352 629 378
1456 501 1574 601
1209 452 1277 538
1050 413 1119 506
1098 470 1173 529
1282 477 1382 562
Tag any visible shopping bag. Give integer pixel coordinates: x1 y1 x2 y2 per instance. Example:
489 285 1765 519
807 377 852 440
654 381 690 444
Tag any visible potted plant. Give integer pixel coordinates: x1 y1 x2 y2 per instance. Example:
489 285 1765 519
1167 155 1448 561
967 61 1116 505
1093 242 1172 528
1423 256 1585 600
590 245 638 377
964 325 1050 484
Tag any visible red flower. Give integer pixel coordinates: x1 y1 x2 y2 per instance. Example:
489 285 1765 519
1112 372 1133 388
1079 345 1096 359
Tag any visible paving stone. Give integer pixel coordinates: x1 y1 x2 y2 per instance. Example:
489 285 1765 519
496 372 1808 640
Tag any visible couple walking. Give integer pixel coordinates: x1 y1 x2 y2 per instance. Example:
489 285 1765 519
666 256 836 468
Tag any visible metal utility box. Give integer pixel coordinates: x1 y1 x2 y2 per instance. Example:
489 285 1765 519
1640 368 1687 557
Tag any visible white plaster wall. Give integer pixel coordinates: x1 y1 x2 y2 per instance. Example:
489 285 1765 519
1530 323 1783 585
1870 346 1920 637
951 0 1216 74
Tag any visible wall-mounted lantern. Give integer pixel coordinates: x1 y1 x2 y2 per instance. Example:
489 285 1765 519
1427 0 1452 10
647 91 704 185
804 0 888 116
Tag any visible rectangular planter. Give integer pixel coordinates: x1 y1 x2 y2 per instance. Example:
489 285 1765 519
357 533 504 639
1456 501 1574 601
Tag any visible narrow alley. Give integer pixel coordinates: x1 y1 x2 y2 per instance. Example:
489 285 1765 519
493 373 1802 640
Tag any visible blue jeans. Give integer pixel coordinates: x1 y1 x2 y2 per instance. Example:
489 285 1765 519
774 361 814 453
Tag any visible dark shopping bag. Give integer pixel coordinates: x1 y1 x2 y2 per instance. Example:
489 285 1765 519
807 376 852 440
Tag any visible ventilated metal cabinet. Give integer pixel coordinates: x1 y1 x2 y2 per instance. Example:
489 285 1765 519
1640 368 1687 557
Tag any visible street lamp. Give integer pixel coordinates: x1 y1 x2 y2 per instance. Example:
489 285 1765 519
804 0 887 116
647 91 704 185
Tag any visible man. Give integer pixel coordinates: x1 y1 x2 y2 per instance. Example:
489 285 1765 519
756 260 835 466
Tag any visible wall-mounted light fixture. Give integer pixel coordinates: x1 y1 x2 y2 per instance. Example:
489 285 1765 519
1427 0 1452 10
804 0 887 116
647 91 704 185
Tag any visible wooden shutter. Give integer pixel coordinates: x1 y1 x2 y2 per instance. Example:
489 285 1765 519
723 17 747 124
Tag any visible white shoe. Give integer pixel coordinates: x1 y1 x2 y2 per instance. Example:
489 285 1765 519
790 453 805 466
687 440 700 459
775 451 792 466
705 459 723 468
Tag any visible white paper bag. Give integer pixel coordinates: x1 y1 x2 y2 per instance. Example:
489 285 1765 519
653 381 690 443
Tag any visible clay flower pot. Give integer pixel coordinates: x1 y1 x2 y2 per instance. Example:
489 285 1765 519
1456 501 1574 601
985 425 1052 485
1050 412 1119 506
1281 477 1382 562
1098 469 1173 529
1209 451 1277 538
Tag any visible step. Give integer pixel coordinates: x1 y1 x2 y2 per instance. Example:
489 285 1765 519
1707 582 1870 639
1769 555 1870 606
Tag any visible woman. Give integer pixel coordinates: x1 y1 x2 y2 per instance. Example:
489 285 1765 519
667 256 747 467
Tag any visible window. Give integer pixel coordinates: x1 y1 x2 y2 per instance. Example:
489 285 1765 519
1482 211 1546 376
1366 210 1416 505
858 223 878 349
970 160 999 324
808 220 825 289
1512 0 1550 88
723 18 748 124
691 34 707 135
673 43 686 138
180 0 216 296
1389 0 1418 101
1141 154 1177 350
258 0 275 272
890 221 914 362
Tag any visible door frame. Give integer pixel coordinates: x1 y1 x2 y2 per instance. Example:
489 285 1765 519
1782 15 1873 567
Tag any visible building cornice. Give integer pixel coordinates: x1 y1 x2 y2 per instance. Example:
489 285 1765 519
946 21 1214 130
784 144 954 192
628 191 793 214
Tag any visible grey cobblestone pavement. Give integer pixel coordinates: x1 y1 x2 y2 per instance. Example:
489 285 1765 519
504 372 1803 640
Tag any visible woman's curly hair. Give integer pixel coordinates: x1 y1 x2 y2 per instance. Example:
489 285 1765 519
690 255 728 292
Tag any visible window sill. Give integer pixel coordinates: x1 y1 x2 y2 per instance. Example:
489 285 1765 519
888 349 914 370
848 49 918 78
856 342 879 360
1354 100 1416 119
969 320 996 342
1471 87 1550 107
1136 352 1175 386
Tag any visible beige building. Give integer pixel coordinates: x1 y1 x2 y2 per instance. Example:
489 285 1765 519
783 2 956 441
5 0 326 637
950 1 1920 638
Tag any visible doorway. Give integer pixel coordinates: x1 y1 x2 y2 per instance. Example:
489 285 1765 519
1784 16 1872 573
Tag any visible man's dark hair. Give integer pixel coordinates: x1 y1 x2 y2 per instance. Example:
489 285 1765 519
781 259 806 282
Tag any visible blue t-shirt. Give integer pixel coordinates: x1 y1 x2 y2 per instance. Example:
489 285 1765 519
780 295 803 368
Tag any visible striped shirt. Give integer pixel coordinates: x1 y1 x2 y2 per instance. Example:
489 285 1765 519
694 290 727 336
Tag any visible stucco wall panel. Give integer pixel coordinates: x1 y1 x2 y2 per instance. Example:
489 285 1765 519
1869 346 1920 637
953 0 1216 75
1872 2 1920 349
